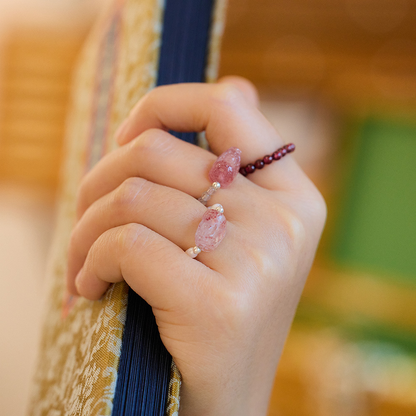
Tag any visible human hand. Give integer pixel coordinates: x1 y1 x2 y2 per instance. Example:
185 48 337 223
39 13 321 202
66 76 326 416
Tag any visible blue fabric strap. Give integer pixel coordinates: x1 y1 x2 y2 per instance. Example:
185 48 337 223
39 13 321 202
112 0 215 414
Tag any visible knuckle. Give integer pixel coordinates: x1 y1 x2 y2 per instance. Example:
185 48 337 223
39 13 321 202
212 286 252 335
129 128 170 154
84 238 101 275
210 83 244 109
118 223 147 254
113 177 151 212
248 247 276 278
280 207 307 253
139 85 168 112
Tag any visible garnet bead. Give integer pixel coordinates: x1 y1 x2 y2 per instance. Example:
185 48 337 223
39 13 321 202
272 151 282 160
239 143 295 176
285 143 295 153
245 164 256 174
255 159 264 169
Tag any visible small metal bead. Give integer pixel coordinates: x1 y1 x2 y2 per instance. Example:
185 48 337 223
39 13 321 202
209 203 224 213
186 246 201 258
212 182 221 190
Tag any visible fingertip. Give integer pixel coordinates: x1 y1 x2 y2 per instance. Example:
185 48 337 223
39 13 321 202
217 76 260 108
75 266 111 301
74 268 83 297
67 272 80 297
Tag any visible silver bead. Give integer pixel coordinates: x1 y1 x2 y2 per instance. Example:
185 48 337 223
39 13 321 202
209 203 224 213
186 246 201 258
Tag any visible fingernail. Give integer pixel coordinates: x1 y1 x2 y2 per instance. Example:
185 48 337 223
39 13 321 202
62 290 77 319
74 268 83 294
115 118 129 145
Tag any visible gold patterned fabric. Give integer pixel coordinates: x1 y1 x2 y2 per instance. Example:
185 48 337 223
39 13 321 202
28 0 226 415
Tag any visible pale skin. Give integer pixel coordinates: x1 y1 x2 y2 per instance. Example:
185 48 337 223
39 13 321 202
66 76 327 415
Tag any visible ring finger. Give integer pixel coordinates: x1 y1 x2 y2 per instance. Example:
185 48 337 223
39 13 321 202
67 176 238 295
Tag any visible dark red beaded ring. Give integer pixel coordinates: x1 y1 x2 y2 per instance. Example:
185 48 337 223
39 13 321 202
239 143 295 176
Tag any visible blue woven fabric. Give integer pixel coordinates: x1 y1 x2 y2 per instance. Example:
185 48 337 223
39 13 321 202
112 0 214 414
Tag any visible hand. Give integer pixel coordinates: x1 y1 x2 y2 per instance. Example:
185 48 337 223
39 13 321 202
66 77 326 416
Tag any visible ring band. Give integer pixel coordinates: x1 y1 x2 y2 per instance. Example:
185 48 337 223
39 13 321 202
239 143 295 176
197 181 221 205
186 204 226 258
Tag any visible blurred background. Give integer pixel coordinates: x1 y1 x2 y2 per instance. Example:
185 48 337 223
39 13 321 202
0 0 415 415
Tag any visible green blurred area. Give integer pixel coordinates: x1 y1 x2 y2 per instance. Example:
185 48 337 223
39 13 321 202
332 118 416 284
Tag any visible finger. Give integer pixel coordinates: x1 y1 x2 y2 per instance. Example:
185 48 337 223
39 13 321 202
74 223 216 310
69 176 242 295
76 129 256 220
68 177 205 292
217 76 260 108
116 83 305 190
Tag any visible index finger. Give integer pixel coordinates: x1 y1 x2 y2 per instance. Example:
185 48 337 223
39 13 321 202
116 83 307 190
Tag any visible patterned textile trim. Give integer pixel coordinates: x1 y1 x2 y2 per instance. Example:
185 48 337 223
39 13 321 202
28 1 163 414
205 0 228 84
86 9 121 169
166 362 182 416
28 0 227 414
198 0 228 150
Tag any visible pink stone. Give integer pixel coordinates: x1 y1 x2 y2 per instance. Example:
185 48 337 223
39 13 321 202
209 147 241 188
195 209 227 252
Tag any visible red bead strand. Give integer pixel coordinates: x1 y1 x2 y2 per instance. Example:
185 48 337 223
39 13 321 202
239 143 295 176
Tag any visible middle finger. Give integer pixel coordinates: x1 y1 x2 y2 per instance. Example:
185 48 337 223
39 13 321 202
76 128 252 220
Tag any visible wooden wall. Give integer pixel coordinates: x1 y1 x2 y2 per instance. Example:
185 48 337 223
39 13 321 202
220 0 416 111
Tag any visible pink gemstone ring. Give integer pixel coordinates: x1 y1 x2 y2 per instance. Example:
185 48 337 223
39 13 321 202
186 204 227 258
198 147 241 205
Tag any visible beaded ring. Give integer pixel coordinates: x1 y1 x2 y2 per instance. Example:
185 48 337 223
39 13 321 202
186 204 226 258
239 143 295 176
198 144 296 204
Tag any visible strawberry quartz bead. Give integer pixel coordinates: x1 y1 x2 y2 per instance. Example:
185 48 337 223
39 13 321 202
209 147 242 188
195 208 227 252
